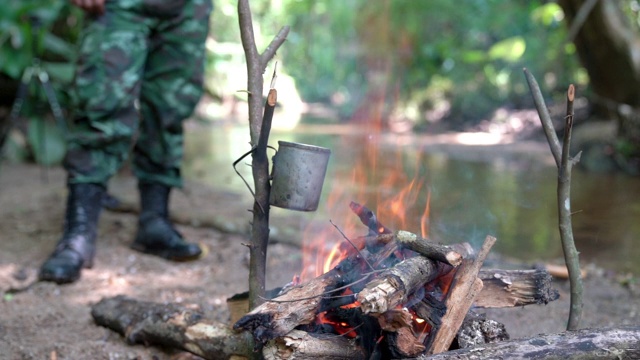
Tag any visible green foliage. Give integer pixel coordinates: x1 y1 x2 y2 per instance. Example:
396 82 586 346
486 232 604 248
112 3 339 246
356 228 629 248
27 115 66 165
266 0 585 127
0 0 82 164
0 0 79 81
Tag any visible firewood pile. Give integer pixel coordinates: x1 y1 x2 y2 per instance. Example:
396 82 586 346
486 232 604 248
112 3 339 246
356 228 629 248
233 202 559 359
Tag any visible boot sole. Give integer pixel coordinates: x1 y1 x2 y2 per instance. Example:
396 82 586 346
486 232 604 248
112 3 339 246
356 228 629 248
130 242 204 262
39 270 81 284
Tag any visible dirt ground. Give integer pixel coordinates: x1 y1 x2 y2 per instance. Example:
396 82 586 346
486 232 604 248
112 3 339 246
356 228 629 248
1 162 639 360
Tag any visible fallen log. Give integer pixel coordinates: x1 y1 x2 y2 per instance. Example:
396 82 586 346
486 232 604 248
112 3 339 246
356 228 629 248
91 296 640 360
417 325 640 360
91 295 253 359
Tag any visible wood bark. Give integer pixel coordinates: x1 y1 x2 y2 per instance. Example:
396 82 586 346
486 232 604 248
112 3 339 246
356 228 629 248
475 269 559 308
394 231 463 267
558 0 640 108
91 295 253 359
558 0 640 168
425 235 496 354
525 70 583 330
263 330 365 360
91 296 640 360
358 255 440 314
237 0 290 310
416 326 640 360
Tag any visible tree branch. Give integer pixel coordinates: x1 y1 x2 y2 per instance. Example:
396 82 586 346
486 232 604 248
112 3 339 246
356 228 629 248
559 85 583 330
237 0 289 310
260 26 291 70
524 68 584 331
523 68 562 167
566 0 599 42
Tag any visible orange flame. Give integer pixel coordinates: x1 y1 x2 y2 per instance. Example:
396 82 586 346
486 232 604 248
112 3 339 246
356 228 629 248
299 83 432 281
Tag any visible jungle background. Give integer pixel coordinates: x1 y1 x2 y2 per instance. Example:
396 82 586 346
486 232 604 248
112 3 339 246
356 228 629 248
1 0 639 170
1 1 640 359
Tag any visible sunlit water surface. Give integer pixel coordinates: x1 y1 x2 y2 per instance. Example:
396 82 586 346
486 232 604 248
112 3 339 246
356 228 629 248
184 123 640 275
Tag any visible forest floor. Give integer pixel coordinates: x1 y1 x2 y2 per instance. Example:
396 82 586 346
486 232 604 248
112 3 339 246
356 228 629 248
0 161 639 360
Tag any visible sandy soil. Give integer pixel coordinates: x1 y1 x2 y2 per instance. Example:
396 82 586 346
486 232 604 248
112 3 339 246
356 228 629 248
0 163 638 360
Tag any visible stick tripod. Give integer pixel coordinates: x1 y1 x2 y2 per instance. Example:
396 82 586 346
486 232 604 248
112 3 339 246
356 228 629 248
0 16 67 179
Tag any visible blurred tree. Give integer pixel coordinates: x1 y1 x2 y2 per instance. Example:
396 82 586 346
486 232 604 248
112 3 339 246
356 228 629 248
558 0 640 173
279 0 583 128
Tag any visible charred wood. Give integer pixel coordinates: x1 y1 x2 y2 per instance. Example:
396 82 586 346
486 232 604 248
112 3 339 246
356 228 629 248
358 256 441 314
90 295 253 359
416 326 640 360
425 235 496 354
475 269 559 308
234 252 369 344
263 330 365 360
454 312 510 349
394 231 463 267
349 201 392 234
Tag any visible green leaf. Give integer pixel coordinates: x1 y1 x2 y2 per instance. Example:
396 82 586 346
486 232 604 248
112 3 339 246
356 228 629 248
461 50 487 64
43 33 75 60
27 116 66 165
42 61 75 83
531 3 563 26
488 36 526 62
0 47 30 78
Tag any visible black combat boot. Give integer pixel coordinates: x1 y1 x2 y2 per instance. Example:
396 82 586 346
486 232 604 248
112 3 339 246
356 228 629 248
39 183 105 284
130 182 202 261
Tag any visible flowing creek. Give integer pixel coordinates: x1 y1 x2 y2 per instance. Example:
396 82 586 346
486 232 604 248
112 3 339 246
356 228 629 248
184 123 640 275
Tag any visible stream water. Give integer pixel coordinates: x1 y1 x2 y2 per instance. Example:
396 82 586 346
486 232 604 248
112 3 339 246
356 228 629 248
183 123 640 275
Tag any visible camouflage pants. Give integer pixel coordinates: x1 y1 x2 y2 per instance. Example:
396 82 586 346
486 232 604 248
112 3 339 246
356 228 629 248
64 0 212 188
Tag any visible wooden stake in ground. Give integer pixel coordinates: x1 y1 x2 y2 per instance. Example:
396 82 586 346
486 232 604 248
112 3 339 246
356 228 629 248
524 68 583 330
238 0 289 309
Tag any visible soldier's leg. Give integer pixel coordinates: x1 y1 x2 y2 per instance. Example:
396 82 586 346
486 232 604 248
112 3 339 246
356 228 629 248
129 0 212 261
40 4 152 283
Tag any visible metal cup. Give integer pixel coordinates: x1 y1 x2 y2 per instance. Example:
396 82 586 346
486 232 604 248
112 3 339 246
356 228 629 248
269 141 331 211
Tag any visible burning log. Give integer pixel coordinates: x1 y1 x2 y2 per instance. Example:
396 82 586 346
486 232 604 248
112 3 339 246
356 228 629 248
90 295 253 359
234 252 370 344
89 295 640 360
358 255 441 314
394 230 463 267
424 235 496 354
358 231 462 267
263 330 365 360
349 201 392 234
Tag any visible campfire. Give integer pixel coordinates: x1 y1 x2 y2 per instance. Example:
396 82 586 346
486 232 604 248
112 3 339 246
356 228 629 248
232 201 559 359
87 8 640 355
